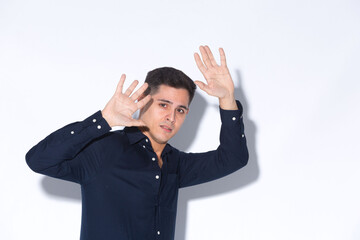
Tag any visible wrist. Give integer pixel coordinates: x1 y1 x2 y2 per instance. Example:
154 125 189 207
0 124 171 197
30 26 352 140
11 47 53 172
101 110 115 128
219 95 238 110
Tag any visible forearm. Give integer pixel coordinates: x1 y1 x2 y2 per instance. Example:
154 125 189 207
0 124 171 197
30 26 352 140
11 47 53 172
25 110 111 181
218 100 248 168
178 100 248 188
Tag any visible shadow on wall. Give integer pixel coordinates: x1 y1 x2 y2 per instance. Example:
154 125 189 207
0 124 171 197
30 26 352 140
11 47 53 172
41 177 81 201
40 69 259 240
170 69 259 240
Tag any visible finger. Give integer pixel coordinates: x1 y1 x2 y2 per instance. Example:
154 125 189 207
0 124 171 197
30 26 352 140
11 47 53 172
130 82 149 101
115 74 126 94
194 80 211 94
204 45 218 66
124 80 139 96
219 47 227 66
136 94 152 110
199 45 213 68
194 53 207 77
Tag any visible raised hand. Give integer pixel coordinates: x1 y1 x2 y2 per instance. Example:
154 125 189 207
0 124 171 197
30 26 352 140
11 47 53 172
101 74 152 127
194 45 237 110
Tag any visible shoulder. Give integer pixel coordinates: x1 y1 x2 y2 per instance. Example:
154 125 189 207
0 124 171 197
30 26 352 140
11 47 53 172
92 129 130 152
106 128 129 143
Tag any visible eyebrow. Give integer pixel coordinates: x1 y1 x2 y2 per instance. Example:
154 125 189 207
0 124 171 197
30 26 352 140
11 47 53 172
157 99 189 110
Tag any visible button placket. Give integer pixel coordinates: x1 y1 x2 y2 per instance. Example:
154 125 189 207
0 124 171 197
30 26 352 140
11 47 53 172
153 149 162 238
144 142 161 196
141 140 157 164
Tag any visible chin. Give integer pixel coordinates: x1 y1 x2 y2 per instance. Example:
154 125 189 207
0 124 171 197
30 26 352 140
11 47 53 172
156 135 171 144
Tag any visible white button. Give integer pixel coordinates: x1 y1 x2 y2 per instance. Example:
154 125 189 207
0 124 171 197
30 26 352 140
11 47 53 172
92 118 96 122
70 131 74 134
232 117 236 121
157 231 160 235
152 157 156 161
97 125 101 129
146 139 149 142
143 145 146 148
242 134 245 138
155 175 160 179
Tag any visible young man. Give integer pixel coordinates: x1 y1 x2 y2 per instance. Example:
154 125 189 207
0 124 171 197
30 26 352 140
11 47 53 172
26 45 249 240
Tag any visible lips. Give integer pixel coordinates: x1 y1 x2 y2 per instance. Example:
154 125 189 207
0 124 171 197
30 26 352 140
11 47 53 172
160 124 173 133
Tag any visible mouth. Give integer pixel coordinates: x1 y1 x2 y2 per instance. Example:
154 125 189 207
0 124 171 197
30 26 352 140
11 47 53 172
160 125 173 133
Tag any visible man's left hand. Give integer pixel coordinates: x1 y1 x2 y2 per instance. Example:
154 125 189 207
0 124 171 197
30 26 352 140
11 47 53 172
194 45 238 110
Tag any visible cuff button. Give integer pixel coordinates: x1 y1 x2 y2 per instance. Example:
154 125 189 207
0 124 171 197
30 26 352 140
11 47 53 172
70 131 74 134
92 118 97 122
232 117 236 121
97 125 101 129
242 134 245 138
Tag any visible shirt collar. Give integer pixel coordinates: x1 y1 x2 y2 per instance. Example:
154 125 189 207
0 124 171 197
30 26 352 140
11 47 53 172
124 127 173 155
124 126 147 145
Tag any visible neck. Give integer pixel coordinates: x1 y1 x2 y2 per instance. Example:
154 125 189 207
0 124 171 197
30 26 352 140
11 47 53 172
139 127 166 157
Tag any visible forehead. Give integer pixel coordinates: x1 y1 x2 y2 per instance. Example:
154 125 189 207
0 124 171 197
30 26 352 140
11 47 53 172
152 85 190 107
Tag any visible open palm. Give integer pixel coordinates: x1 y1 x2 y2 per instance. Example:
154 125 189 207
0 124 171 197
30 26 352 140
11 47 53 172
102 74 152 127
194 46 235 99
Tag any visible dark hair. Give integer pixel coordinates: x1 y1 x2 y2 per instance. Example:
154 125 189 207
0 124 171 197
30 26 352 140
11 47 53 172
144 67 196 105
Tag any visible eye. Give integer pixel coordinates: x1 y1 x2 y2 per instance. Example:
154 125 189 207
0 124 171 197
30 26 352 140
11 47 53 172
177 108 185 114
159 103 167 108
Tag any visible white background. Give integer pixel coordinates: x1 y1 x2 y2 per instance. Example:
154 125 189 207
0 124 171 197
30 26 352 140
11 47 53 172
1 0 360 239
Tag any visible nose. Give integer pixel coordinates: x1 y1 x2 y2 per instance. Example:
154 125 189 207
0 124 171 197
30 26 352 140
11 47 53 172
166 109 176 124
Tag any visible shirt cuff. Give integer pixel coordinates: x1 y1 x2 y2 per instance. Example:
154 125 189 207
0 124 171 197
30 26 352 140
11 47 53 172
219 100 243 124
79 110 112 137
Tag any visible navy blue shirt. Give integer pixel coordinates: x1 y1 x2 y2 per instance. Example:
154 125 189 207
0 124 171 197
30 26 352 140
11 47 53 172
25 100 248 240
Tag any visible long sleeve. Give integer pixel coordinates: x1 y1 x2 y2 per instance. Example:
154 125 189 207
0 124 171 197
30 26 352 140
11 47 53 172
178 100 249 188
25 110 112 184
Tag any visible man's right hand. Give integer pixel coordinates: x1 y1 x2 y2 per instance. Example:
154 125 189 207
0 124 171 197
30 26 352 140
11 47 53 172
101 74 152 128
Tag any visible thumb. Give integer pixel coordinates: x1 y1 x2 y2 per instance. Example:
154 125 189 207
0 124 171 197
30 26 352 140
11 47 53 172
194 80 210 94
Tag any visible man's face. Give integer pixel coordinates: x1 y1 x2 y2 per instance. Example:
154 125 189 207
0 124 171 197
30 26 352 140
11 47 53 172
139 85 190 146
